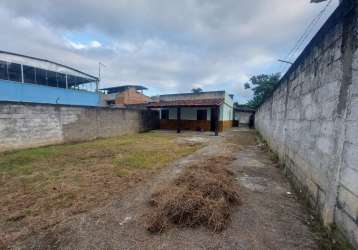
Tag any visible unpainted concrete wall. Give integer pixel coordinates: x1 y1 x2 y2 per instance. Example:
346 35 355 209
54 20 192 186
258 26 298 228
255 1 358 248
0 102 159 152
235 111 252 124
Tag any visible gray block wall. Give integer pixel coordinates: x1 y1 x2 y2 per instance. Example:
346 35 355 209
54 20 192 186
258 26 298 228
0 102 159 152
255 1 358 248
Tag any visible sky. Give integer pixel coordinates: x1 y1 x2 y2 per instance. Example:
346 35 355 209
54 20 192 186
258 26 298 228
0 0 339 103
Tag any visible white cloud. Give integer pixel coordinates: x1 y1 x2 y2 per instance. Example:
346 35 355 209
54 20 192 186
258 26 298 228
0 0 339 102
90 40 102 48
65 39 102 50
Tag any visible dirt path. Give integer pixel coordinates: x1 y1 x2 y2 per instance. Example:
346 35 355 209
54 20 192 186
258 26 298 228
14 128 319 250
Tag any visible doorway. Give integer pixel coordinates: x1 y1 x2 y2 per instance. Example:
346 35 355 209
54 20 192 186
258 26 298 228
210 107 218 132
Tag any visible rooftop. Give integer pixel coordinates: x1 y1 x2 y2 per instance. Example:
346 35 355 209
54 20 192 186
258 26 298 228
100 85 148 94
0 50 98 83
234 105 256 113
158 91 225 98
147 98 224 108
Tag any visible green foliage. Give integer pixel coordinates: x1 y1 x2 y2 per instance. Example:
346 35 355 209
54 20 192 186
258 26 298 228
245 73 281 109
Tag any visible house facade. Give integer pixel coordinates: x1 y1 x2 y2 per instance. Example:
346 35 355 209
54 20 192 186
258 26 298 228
101 85 149 107
148 91 234 134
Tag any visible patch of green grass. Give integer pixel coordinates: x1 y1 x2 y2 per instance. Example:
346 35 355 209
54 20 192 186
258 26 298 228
114 146 195 171
269 151 279 163
0 147 59 174
307 217 353 250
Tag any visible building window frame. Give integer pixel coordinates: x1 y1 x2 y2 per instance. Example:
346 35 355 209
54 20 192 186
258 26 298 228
0 60 8 81
161 109 169 120
197 109 207 121
7 62 22 82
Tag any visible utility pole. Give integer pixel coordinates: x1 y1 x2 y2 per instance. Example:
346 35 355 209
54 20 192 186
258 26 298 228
98 62 106 80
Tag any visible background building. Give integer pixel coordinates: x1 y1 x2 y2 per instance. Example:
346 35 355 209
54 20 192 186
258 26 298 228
148 91 234 134
101 85 149 107
0 51 101 106
234 104 256 126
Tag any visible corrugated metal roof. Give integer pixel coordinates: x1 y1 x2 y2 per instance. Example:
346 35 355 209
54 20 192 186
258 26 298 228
234 106 256 113
0 50 98 81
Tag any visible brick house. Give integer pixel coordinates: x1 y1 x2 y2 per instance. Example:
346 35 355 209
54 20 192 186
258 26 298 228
101 85 149 106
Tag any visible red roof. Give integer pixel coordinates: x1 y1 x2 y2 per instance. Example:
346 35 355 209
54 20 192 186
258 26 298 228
147 98 224 108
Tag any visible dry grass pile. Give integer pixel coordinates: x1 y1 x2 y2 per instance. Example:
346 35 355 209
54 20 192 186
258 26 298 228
146 155 241 233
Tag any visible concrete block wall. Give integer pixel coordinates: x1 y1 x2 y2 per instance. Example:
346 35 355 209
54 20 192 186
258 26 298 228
0 102 159 152
255 1 358 248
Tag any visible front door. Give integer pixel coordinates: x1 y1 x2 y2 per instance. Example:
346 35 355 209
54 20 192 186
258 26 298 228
210 107 218 132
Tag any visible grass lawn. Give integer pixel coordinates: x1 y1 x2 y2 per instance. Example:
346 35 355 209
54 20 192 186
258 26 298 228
0 132 203 244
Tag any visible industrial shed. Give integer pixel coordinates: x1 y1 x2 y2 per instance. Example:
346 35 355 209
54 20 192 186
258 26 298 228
0 51 101 106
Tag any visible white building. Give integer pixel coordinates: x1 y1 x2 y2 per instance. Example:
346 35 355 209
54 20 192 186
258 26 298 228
148 91 234 135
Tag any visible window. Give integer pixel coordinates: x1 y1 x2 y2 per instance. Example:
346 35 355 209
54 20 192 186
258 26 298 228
161 110 169 120
0 61 7 80
47 70 57 87
35 68 47 85
23 65 36 84
67 75 77 89
8 63 22 82
106 100 115 106
197 110 207 121
77 76 88 85
57 73 66 88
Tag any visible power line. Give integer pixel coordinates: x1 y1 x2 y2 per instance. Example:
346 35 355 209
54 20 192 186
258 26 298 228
286 0 333 61
278 0 333 74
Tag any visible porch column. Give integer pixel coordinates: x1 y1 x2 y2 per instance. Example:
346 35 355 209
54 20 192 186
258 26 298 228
65 74 68 89
177 107 181 133
20 64 24 83
215 106 220 136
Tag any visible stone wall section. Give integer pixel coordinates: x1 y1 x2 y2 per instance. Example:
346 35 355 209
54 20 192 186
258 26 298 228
0 102 159 152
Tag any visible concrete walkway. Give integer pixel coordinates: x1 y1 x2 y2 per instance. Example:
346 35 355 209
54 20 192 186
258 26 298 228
15 128 319 250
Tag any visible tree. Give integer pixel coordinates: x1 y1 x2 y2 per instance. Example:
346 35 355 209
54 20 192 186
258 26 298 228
244 73 281 109
192 88 203 94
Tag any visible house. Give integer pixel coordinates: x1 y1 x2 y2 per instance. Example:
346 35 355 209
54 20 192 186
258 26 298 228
101 85 149 107
0 50 101 106
147 91 234 135
233 104 255 126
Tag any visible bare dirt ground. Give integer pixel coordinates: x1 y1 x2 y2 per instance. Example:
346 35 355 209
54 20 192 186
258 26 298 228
12 128 320 250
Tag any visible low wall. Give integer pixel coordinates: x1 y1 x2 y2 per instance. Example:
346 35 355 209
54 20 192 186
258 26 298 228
256 1 358 248
0 102 159 152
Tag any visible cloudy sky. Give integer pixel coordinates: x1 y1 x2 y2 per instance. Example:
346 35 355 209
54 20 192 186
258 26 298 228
0 0 338 103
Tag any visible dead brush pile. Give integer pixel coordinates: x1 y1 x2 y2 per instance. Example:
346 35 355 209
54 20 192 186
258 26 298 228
146 155 241 233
